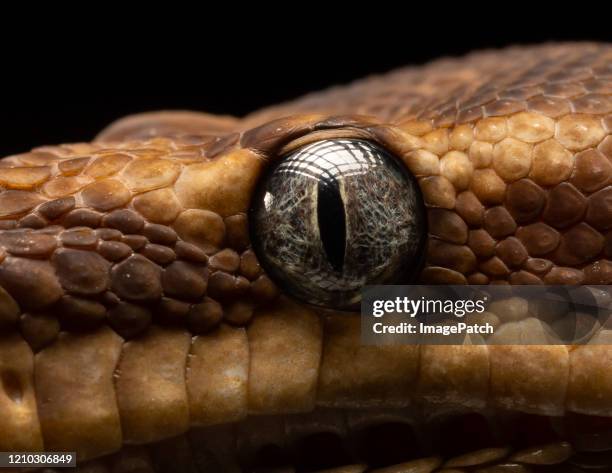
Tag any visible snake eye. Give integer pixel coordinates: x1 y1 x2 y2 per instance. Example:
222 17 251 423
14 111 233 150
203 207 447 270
250 139 426 308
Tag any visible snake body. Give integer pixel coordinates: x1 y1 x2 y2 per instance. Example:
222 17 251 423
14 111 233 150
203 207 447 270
0 43 611 471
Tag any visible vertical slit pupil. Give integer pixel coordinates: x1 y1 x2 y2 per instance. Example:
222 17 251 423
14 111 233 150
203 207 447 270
317 175 346 273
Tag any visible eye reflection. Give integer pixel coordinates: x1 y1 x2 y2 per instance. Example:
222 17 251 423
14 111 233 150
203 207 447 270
250 139 426 308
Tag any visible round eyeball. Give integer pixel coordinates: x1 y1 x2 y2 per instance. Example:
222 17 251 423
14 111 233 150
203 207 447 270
250 139 426 308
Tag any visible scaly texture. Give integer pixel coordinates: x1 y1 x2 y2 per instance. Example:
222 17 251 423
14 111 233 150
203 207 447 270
0 43 610 471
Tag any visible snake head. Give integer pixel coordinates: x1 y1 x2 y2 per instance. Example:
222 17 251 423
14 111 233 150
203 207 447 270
0 43 610 471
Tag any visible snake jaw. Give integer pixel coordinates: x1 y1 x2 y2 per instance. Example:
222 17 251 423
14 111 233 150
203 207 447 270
0 42 610 470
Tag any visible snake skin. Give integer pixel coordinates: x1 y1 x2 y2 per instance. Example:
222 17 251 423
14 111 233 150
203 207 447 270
0 42 610 471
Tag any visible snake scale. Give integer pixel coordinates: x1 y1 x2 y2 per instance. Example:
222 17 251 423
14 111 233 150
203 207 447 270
0 42 611 472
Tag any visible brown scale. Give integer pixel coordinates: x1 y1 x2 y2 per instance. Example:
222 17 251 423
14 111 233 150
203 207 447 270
33 421 605 473
0 43 610 469
0 136 279 346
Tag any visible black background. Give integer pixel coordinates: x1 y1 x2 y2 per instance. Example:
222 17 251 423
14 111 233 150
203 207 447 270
0 19 609 157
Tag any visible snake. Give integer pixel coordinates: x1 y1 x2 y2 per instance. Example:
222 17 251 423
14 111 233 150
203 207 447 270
0 42 610 472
